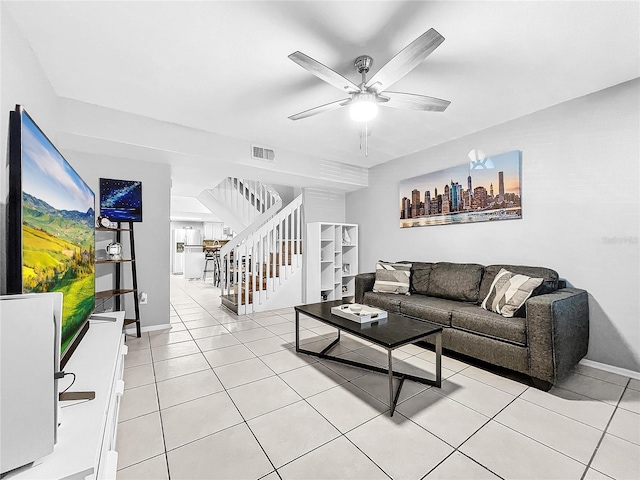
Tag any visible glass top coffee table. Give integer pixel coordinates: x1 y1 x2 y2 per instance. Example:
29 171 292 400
294 300 443 416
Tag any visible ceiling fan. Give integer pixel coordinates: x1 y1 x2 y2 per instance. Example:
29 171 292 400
288 28 451 124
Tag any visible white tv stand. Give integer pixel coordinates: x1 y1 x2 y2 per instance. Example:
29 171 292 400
6 312 127 480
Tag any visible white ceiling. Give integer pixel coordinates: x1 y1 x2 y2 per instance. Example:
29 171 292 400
5 1 640 173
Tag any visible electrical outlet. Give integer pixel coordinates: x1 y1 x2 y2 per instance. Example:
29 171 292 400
139 292 148 305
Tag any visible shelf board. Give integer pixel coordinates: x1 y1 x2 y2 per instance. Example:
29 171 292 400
95 259 134 264
342 273 355 277
321 260 332 263
320 285 334 291
96 288 137 300
342 244 355 248
123 318 139 326
321 238 333 242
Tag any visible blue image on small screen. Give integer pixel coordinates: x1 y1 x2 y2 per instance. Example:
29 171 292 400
100 178 143 222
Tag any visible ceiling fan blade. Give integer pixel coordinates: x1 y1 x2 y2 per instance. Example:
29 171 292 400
380 91 451 111
289 51 360 94
365 29 445 94
288 98 351 121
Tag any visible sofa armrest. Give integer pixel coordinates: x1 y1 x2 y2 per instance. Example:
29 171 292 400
526 288 589 384
355 273 376 304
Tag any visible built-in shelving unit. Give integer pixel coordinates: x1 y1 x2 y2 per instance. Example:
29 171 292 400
95 223 141 336
306 222 358 303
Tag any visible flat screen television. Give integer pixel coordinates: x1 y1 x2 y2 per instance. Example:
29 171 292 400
99 178 142 222
6 105 95 368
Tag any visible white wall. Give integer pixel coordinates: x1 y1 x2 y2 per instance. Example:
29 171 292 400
1 7 171 329
0 9 58 154
1 8 59 293
346 79 640 372
68 151 171 329
303 187 346 224
272 184 297 207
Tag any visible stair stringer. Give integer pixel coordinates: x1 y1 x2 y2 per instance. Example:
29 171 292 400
252 260 302 313
196 188 246 234
197 178 282 234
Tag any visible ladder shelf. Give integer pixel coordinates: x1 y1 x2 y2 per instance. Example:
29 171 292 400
95 221 141 337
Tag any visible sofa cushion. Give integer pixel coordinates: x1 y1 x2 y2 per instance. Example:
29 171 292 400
363 291 402 313
425 262 484 303
451 304 527 346
399 296 457 327
410 262 433 295
481 269 544 318
372 261 411 295
443 328 529 373
479 264 559 303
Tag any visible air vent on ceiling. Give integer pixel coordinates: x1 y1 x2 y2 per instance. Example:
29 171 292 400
251 145 275 162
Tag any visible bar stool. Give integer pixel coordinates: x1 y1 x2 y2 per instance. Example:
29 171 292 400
203 250 216 281
213 250 221 287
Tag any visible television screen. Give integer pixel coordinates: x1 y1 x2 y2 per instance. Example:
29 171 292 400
6 106 95 367
99 178 142 222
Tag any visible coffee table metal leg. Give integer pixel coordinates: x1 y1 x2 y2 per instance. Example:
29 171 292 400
295 310 300 352
435 331 442 387
387 349 406 417
388 349 394 415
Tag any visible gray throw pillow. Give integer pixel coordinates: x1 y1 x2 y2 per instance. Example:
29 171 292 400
372 261 411 295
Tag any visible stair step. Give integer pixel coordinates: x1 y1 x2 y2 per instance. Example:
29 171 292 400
282 241 303 254
269 253 294 265
227 290 253 304
234 278 267 293
257 263 279 277
221 294 239 313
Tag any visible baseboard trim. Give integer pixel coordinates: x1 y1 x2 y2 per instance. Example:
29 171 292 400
124 323 171 335
580 358 640 380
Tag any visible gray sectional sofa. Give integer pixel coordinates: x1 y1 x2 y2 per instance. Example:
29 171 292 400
355 262 589 390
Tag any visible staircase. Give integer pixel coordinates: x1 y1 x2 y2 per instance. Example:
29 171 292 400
197 178 282 234
198 178 303 315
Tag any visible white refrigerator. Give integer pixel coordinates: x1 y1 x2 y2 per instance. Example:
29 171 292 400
171 229 202 275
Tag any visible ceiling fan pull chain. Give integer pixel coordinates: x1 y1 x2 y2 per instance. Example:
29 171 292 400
365 122 369 157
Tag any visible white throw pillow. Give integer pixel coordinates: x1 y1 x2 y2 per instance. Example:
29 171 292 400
481 268 543 317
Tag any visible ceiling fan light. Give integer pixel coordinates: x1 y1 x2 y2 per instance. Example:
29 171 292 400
350 94 378 122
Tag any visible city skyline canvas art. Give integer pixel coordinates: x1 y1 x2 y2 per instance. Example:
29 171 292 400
399 150 522 228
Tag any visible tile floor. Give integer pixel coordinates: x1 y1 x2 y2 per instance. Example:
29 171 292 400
116 276 640 480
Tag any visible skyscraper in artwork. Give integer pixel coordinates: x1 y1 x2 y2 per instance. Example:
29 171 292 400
412 189 420 218
401 197 411 219
450 181 459 212
498 171 505 202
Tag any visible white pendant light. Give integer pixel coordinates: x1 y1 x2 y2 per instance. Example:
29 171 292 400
350 93 378 122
